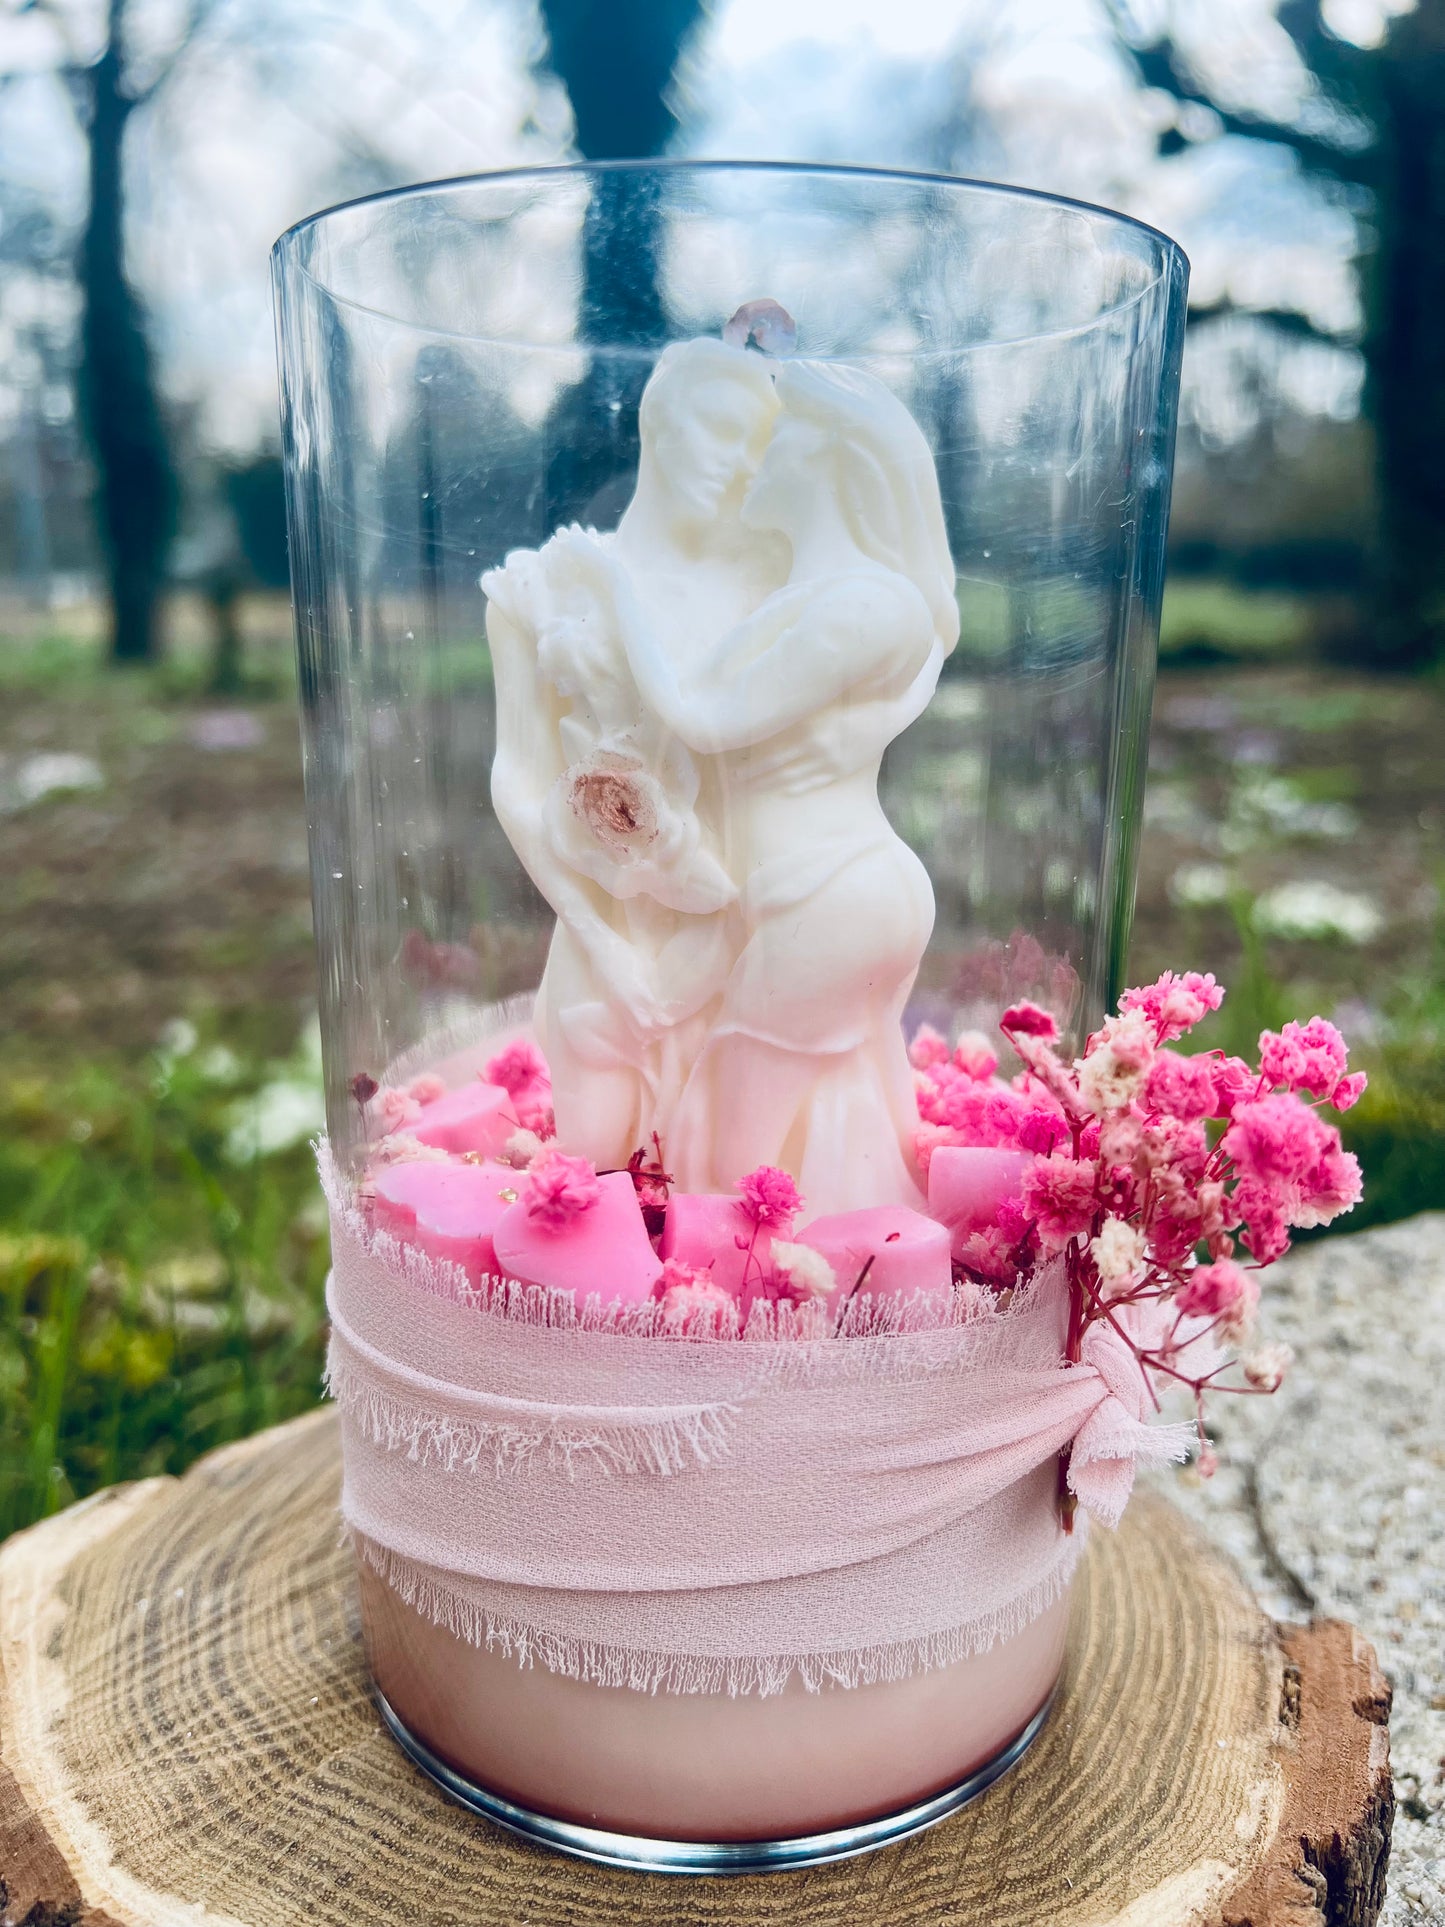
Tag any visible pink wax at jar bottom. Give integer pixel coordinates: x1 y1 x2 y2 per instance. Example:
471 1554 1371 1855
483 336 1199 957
360 1567 1070 1842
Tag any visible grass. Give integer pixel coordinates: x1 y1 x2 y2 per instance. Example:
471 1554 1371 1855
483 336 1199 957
0 1027 329 1542
1159 580 1317 662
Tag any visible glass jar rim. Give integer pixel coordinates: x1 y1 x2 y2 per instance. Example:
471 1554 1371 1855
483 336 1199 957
273 157 1188 357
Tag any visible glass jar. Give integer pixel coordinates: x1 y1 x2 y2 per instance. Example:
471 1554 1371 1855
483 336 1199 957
274 161 1187 1870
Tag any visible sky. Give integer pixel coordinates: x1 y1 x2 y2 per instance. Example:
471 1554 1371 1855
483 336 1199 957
0 0 1402 467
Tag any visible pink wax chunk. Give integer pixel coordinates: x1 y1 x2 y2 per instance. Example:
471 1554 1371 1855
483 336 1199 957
659 1194 766 1301
927 1146 1033 1258
494 1172 662 1306
408 1080 514 1157
371 1157 522 1282
799 1206 952 1315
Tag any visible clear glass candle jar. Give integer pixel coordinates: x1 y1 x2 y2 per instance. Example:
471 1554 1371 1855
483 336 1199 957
274 162 1187 1870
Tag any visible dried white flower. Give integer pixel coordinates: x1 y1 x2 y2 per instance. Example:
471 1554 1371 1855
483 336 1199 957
770 1242 835 1303
1090 1216 1148 1295
503 1128 547 1169
1075 1008 1153 1114
1241 1342 1292 1393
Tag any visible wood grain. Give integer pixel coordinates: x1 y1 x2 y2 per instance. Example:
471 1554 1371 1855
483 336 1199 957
0 1409 1391 1927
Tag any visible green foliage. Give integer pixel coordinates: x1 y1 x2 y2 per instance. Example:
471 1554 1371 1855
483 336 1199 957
1159 582 1315 663
0 1035 329 1540
1187 890 1445 1239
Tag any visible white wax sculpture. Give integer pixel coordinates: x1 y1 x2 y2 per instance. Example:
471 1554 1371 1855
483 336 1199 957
485 330 959 1216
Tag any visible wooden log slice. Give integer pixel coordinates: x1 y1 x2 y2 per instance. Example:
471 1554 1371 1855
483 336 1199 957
0 1409 1391 1927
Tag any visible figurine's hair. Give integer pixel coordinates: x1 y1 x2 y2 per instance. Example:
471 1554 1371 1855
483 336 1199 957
774 360 960 653
639 336 780 439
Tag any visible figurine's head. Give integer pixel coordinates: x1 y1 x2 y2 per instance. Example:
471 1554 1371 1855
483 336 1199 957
634 339 780 539
744 361 959 651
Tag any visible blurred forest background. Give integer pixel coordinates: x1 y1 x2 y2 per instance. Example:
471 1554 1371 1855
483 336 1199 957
1 0 1443 1534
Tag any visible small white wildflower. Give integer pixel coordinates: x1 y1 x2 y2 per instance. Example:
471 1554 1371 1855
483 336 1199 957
1090 1216 1148 1295
1168 862 1229 909
503 1127 546 1168
1255 881 1383 945
223 1078 325 1163
1241 1342 1292 1393
770 1242 835 1302
157 1017 199 1061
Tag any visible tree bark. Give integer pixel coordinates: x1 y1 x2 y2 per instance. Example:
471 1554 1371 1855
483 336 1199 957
1367 0 1445 667
77 0 178 666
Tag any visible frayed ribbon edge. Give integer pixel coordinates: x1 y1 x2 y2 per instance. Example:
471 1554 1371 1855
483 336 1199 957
350 1529 1085 1699
326 1340 739 1479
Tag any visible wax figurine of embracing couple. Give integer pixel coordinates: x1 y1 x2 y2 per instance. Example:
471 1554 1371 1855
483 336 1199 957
485 334 960 1220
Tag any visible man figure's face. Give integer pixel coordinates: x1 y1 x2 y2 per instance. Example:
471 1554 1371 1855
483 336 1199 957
649 375 776 536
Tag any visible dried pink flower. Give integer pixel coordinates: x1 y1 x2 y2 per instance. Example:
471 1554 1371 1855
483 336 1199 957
1175 1258 1257 1326
737 1165 802 1229
1330 1071 1368 1112
955 1224 1019 1285
1119 970 1224 1042
1000 1001 1059 1041
1259 1017 1348 1101
517 1097 557 1140
1017 1107 1069 1155
484 1039 550 1099
1020 1154 1098 1254
1143 1050 1218 1122
406 1073 447 1105
953 1031 1000 1080
1210 1054 1258 1116
519 1149 601 1229
907 1024 951 1071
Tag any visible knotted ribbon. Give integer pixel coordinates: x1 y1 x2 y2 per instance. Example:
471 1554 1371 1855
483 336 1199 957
324 1160 1191 1696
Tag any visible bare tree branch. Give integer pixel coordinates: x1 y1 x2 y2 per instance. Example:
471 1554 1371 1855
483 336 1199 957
1102 0 1375 185
1185 299 1358 347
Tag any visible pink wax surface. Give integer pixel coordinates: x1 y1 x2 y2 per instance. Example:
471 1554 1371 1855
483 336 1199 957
371 1158 521 1281
799 1204 952 1316
409 1080 515 1157
493 1170 663 1304
659 1193 767 1299
927 1146 1033 1257
361 1563 1070 1841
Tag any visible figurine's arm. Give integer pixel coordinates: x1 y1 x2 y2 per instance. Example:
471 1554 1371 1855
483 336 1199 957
488 592 667 1029
618 571 935 755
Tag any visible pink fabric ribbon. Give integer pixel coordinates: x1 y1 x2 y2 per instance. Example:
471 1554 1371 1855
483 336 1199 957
324 1182 1191 1696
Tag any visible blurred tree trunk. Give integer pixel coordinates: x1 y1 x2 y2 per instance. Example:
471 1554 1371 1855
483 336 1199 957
76 0 178 665
1368 0 1445 667
536 0 705 526
1116 0 1445 668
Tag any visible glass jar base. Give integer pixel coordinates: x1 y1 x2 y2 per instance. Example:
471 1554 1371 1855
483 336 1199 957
374 1683 1055 1874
